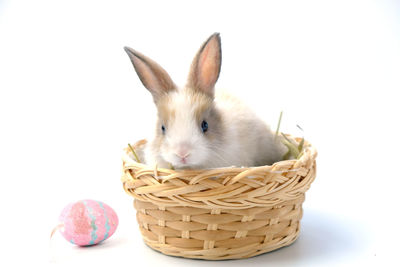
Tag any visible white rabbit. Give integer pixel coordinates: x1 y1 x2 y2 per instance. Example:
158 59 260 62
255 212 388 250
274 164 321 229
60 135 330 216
124 33 286 169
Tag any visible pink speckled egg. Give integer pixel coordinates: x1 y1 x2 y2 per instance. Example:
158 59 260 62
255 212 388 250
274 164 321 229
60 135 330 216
58 200 118 246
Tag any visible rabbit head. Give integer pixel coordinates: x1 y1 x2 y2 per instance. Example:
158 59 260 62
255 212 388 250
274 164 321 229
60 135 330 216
125 33 225 168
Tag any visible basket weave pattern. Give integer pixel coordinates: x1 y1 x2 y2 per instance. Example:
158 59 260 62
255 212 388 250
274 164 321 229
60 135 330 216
122 138 317 260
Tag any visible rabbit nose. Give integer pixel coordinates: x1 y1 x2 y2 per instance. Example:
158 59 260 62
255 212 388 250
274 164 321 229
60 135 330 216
176 150 190 159
175 144 191 159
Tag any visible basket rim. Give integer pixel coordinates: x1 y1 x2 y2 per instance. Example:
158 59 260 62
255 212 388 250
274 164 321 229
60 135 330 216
122 136 317 210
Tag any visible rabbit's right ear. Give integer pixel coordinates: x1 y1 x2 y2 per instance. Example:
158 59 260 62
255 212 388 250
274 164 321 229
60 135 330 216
187 33 222 98
124 47 176 102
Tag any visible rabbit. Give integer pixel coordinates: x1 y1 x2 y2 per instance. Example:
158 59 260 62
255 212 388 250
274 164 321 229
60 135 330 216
124 33 287 169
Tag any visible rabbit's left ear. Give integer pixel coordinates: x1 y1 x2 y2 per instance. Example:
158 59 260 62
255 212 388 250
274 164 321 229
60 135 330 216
187 33 222 97
124 47 176 102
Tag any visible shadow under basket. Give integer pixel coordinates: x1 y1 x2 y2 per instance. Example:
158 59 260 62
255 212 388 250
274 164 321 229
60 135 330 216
121 137 317 260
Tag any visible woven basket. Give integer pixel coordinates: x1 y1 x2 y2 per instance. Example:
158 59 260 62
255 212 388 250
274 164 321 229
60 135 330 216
121 137 317 260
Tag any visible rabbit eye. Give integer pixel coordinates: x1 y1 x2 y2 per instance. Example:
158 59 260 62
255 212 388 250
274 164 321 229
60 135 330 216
201 120 208 133
161 125 166 134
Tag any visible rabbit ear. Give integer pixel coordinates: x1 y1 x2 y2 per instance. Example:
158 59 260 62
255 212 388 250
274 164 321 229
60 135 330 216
187 33 222 97
124 47 176 101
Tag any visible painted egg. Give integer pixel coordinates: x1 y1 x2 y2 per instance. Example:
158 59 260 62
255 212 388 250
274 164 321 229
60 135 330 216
58 199 118 246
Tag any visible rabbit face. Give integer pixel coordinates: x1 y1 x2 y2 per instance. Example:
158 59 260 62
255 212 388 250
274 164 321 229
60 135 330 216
154 88 223 168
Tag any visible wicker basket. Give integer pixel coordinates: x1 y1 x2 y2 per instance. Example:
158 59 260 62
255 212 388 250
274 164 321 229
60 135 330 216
121 137 317 260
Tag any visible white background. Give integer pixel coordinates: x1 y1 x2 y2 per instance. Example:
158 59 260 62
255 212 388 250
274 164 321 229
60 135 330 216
1 0 400 266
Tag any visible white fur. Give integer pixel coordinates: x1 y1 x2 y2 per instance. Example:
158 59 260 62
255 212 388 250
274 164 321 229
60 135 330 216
211 90 286 168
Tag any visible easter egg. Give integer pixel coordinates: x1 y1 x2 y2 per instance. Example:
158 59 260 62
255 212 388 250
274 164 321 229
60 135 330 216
58 199 118 246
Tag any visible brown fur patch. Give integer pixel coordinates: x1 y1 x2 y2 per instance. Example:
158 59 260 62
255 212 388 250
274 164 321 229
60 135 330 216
156 95 175 127
186 87 224 142
186 88 214 122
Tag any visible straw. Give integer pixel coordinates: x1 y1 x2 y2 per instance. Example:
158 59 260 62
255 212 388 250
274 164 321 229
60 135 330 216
128 143 141 163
